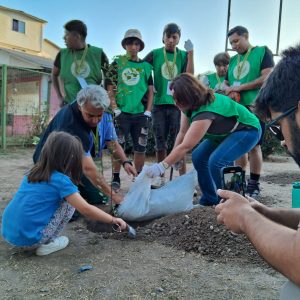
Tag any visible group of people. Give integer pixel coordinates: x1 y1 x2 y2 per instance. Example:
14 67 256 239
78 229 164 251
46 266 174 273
2 18 300 297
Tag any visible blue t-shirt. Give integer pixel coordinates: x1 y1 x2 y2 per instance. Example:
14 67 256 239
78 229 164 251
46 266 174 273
1 171 78 246
89 112 117 157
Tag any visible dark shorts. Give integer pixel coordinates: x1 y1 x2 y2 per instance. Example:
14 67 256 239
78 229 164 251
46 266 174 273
152 104 181 151
115 112 150 153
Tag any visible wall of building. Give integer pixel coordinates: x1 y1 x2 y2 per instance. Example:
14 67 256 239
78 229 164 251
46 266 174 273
0 9 43 53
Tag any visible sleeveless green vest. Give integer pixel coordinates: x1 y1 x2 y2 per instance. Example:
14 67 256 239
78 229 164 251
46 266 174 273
115 59 152 114
152 47 187 105
206 73 225 90
60 45 103 103
187 93 260 144
228 46 266 106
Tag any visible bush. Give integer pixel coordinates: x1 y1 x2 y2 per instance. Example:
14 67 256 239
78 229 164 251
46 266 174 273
261 129 283 158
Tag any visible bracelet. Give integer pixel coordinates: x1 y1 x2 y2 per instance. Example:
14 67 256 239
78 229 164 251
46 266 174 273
122 160 133 168
160 161 169 170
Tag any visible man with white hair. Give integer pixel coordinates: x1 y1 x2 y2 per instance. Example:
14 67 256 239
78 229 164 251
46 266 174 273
33 85 136 204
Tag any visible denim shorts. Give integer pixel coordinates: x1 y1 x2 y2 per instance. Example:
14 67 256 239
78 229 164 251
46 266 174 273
152 104 181 151
115 112 150 153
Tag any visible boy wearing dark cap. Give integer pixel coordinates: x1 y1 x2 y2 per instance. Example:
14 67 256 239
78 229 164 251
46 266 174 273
144 23 194 188
52 20 109 106
107 29 154 191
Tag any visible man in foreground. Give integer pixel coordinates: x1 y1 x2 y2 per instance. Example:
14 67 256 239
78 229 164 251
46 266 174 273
216 44 300 299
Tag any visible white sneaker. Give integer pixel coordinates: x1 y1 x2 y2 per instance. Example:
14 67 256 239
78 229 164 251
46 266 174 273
151 177 165 189
36 236 69 256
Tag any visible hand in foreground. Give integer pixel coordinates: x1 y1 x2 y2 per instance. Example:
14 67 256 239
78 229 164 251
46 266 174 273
145 163 165 178
215 189 253 234
112 216 127 230
184 39 194 52
123 163 137 177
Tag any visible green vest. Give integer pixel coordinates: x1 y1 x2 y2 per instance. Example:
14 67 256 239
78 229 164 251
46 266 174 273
206 73 225 90
115 59 152 114
228 46 266 106
152 47 187 105
187 93 260 144
60 45 103 103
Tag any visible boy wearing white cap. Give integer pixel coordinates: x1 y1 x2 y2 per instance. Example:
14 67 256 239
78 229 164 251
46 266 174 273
107 29 154 191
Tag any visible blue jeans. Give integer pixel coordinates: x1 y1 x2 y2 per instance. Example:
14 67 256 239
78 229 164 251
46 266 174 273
192 128 261 206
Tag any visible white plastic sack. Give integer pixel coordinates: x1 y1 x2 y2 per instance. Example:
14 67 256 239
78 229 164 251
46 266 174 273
117 167 198 221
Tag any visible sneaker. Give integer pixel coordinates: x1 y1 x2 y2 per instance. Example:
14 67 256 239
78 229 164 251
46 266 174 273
111 178 121 192
151 177 165 189
246 179 260 199
36 236 69 256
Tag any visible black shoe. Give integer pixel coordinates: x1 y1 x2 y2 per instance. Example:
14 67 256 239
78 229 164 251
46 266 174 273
246 179 260 199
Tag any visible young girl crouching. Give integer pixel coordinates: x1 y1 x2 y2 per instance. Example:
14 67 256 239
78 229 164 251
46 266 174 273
1 131 127 256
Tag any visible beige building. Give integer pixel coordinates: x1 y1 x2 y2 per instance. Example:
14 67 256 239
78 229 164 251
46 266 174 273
0 6 61 140
0 5 60 69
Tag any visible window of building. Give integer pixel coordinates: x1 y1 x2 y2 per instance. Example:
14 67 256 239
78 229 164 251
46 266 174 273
12 19 25 33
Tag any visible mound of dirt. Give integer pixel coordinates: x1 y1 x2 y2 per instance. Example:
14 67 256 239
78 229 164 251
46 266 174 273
87 200 272 267
262 172 300 185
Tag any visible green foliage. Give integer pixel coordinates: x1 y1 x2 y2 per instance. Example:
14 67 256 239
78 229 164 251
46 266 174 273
29 104 50 145
261 129 283 158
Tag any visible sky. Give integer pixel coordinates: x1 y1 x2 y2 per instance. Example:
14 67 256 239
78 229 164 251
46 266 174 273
2 0 300 74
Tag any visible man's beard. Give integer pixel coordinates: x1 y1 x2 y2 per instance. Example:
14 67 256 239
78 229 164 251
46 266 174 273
287 118 300 167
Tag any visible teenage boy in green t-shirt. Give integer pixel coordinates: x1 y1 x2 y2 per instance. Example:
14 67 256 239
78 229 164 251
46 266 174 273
52 20 109 107
144 23 194 188
224 26 274 199
107 29 154 191
203 52 230 92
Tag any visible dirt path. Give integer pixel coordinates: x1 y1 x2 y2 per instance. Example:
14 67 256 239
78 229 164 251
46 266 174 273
0 148 298 299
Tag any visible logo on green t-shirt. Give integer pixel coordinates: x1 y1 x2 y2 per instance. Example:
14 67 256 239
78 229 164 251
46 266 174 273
161 62 178 80
121 67 141 86
70 60 91 78
233 61 250 80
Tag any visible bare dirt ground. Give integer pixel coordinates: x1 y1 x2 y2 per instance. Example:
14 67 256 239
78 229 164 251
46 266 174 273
0 148 298 299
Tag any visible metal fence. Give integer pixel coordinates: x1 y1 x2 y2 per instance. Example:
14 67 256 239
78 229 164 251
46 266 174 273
0 65 58 149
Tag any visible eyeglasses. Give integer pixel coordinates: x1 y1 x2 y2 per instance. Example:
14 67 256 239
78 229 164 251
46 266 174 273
266 106 298 141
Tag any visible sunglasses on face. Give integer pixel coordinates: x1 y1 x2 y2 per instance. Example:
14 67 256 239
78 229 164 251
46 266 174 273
266 105 298 141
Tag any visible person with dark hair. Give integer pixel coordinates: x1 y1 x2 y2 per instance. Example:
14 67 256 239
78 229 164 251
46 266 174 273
107 29 153 191
216 44 300 299
145 73 261 206
224 25 275 199
52 20 109 107
1 131 127 256
143 23 194 188
33 85 136 205
203 52 230 92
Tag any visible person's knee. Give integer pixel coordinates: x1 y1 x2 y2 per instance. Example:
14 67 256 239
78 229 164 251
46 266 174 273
250 145 262 156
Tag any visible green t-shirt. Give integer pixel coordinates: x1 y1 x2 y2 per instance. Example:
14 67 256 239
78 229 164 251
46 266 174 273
187 93 260 144
227 46 266 106
206 73 225 90
152 47 187 105
114 58 153 114
60 45 104 103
